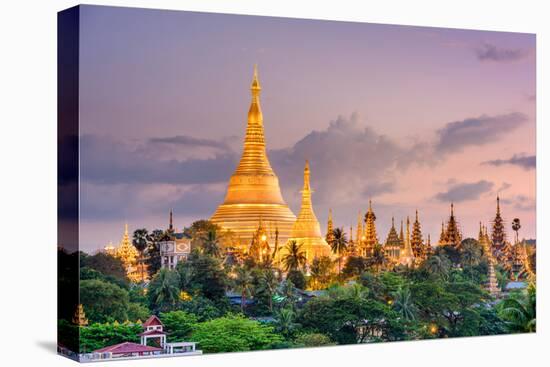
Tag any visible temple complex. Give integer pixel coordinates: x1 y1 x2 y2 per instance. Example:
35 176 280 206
210 66 296 246
288 161 331 261
103 223 148 282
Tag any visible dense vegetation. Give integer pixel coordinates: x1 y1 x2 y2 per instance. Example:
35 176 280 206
66 221 536 354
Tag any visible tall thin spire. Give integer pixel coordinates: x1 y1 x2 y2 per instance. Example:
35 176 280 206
356 211 363 247
326 208 335 245
169 209 174 232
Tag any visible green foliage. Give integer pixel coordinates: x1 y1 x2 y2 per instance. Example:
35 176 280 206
282 241 307 272
294 332 335 347
254 269 279 313
287 269 306 290
342 256 368 279
274 308 299 338
80 266 128 290
81 252 128 284
160 311 198 341
176 250 229 302
80 279 130 323
498 284 536 332
179 296 227 321
309 256 333 289
127 302 150 322
79 322 143 353
148 268 181 312
190 315 283 353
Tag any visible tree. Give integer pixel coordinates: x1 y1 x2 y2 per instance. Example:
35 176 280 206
460 238 483 267
256 269 279 312
179 296 226 322
146 229 165 277
331 228 348 276
234 266 254 313
310 256 333 289
148 268 181 312
132 228 150 282
176 250 229 302
80 322 143 353
81 252 128 284
127 302 150 322
367 244 388 273
342 256 368 279
512 218 521 243
424 254 451 280
294 333 334 347
199 229 221 258
499 284 536 332
275 307 299 338
282 241 307 272
287 269 307 290
80 279 129 323
191 315 283 353
391 287 417 321
159 311 198 341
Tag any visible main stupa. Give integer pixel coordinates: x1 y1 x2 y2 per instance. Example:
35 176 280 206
210 66 296 246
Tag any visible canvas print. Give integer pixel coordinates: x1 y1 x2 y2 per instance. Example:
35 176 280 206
58 5 536 362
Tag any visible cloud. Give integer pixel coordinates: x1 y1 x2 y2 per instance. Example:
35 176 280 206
501 195 536 212
482 154 535 170
475 43 529 62
434 113 527 155
269 113 423 206
434 180 494 202
80 134 238 185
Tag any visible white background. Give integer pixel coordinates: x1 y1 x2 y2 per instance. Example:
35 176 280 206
0 1 547 366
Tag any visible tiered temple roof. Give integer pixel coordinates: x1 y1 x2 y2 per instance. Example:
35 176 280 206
399 216 415 266
362 200 378 257
411 210 424 260
384 217 402 261
439 203 462 248
491 196 507 252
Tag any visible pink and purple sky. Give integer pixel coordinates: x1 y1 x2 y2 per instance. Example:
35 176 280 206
74 5 535 252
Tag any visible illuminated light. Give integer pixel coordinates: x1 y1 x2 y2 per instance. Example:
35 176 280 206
261 234 267 242
429 324 438 334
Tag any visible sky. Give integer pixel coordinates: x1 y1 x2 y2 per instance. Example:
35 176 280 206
75 5 536 252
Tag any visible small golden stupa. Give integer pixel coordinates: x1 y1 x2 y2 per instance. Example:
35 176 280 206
211 66 296 245
288 161 331 261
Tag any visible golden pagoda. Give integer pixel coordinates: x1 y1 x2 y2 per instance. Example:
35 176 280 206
211 66 296 245
362 200 378 257
399 216 415 266
288 161 331 262
116 223 139 267
72 304 89 326
384 217 402 262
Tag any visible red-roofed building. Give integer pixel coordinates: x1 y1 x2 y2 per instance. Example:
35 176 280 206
92 342 162 359
140 315 167 347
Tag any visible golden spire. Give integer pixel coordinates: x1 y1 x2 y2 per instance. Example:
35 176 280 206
356 211 363 246
400 216 415 265
289 160 330 261
211 66 296 245
72 304 89 326
326 209 335 245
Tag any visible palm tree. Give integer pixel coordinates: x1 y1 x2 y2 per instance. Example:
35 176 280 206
282 241 307 272
257 269 279 312
148 268 180 312
275 308 297 338
368 243 387 273
512 218 521 244
234 267 253 313
132 228 150 282
200 229 221 257
425 254 451 280
499 283 536 332
392 287 417 321
331 228 348 276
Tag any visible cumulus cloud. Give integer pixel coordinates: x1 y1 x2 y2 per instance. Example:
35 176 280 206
475 43 529 62
269 113 423 206
482 154 535 170
434 180 494 202
434 113 527 155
